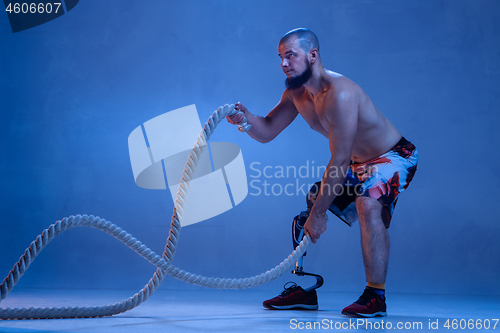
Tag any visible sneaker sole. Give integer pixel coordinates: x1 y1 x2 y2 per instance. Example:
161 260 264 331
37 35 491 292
342 311 387 318
265 304 318 310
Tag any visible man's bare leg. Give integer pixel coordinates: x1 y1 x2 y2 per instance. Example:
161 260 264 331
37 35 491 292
341 196 389 317
355 196 389 285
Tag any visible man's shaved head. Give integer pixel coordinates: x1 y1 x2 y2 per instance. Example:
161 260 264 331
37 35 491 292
279 28 320 54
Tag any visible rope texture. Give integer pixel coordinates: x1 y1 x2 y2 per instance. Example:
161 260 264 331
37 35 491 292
0 104 310 319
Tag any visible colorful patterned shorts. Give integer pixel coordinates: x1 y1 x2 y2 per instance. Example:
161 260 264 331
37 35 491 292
307 137 418 228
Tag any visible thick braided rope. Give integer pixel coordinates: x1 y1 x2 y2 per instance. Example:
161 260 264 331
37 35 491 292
0 104 310 319
162 104 310 287
0 215 171 319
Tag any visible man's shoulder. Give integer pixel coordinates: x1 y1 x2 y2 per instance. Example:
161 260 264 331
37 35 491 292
326 71 358 90
325 71 363 101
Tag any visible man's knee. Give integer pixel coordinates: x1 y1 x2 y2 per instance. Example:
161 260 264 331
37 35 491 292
356 196 383 224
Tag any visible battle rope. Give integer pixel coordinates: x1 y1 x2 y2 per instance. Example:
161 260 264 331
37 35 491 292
0 104 311 319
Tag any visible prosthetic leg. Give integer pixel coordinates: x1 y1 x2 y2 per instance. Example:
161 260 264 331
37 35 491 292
292 211 324 292
262 187 325 310
262 210 324 310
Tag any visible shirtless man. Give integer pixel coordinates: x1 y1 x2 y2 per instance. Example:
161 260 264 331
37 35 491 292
227 28 418 317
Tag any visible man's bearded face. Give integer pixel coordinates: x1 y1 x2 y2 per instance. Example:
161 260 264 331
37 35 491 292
285 58 313 90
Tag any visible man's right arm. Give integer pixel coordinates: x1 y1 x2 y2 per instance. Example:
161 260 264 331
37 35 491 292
227 91 299 143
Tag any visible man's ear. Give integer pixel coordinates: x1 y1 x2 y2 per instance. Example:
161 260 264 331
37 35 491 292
309 48 319 64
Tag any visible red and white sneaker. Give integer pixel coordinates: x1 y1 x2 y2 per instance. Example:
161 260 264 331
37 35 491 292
342 287 387 317
263 282 318 310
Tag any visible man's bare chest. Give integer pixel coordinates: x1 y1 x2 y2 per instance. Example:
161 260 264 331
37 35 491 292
293 97 329 135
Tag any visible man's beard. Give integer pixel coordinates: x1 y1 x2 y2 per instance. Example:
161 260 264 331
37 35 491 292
285 60 313 90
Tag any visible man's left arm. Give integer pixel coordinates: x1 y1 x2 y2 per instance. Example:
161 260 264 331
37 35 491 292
304 91 358 243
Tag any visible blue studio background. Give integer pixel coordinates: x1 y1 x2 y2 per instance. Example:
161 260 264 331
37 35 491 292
1 0 499 299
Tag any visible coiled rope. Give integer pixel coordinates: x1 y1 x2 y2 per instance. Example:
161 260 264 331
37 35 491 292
0 104 311 319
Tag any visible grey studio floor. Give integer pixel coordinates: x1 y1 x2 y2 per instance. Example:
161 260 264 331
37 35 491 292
0 288 499 333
